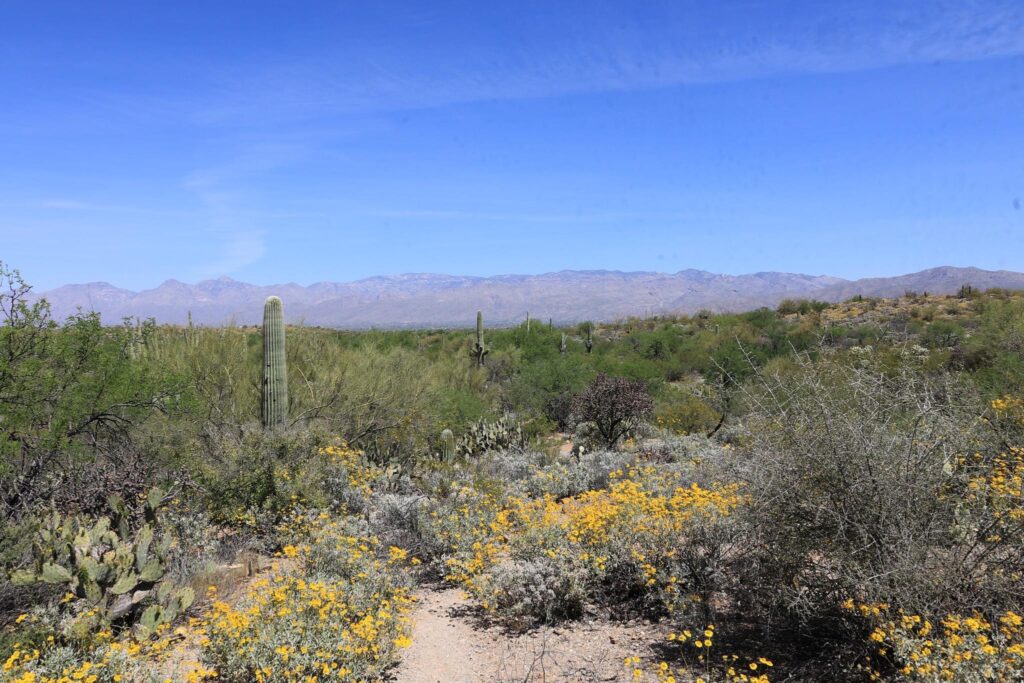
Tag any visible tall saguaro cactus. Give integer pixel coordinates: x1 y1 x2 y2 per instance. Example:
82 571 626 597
440 428 455 460
585 324 594 354
261 296 288 429
472 311 489 367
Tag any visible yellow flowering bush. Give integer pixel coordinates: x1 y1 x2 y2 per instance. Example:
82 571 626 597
200 507 415 682
848 601 1024 681
425 463 747 623
0 618 214 683
415 482 510 587
320 443 382 500
201 572 413 682
624 627 775 683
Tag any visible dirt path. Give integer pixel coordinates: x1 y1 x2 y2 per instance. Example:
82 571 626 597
394 587 662 683
396 588 499 683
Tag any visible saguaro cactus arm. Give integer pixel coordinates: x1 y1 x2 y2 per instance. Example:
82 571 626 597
472 310 489 367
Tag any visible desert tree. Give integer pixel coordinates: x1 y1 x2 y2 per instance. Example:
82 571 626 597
571 373 653 447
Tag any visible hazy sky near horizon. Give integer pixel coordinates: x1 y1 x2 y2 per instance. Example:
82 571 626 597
2 0 1023 290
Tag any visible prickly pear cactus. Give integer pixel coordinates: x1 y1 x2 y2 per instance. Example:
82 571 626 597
8 488 193 635
261 295 288 428
472 311 489 367
137 583 196 639
457 415 525 456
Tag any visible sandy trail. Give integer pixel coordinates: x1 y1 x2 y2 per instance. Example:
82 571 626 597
394 587 660 682
396 588 499 683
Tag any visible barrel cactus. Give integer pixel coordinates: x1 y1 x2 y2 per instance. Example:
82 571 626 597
261 295 288 428
472 310 489 367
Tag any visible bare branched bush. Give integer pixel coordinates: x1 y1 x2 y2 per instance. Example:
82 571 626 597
715 353 1021 655
571 373 654 448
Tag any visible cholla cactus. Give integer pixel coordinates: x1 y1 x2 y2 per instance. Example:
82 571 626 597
472 311 489 367
261 296 288 428
440 428 456 460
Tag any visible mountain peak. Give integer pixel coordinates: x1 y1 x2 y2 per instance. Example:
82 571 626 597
36 267 1024 329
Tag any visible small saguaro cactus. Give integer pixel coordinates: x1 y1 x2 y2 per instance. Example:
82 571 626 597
525 311 531 333
585 324 594 354
261 296 288 429
440 428 455 460
472 310 489 367
560 332 568 354
185 311 198 348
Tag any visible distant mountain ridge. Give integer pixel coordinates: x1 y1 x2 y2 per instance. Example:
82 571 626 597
36 266 1024 328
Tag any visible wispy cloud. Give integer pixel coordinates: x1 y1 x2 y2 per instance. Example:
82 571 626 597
362 208 692 223
180 1 1024 123
0 199 180 215
191 230 268 280
15 1 1022 134
180 140 315 279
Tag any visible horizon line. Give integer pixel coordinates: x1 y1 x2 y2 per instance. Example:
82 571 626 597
36 263 1019 294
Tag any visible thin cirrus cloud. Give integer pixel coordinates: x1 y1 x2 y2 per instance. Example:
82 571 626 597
7 2 1022 132
189 230 269 282
182 1 1024 125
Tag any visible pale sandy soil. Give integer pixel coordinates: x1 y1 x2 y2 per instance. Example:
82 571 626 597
394 587 663 683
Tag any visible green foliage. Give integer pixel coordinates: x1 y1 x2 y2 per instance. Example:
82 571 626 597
777 298 830 315
0 263 182 522
508 354 595 428
957 296 1024 396
655 390 721 435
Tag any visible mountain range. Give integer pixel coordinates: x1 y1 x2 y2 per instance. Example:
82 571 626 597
36 266 1024 328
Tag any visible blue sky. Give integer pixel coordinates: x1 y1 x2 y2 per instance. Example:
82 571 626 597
2 0 1023 290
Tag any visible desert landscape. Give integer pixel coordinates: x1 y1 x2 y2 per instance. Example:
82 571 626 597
3 1 1023 680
